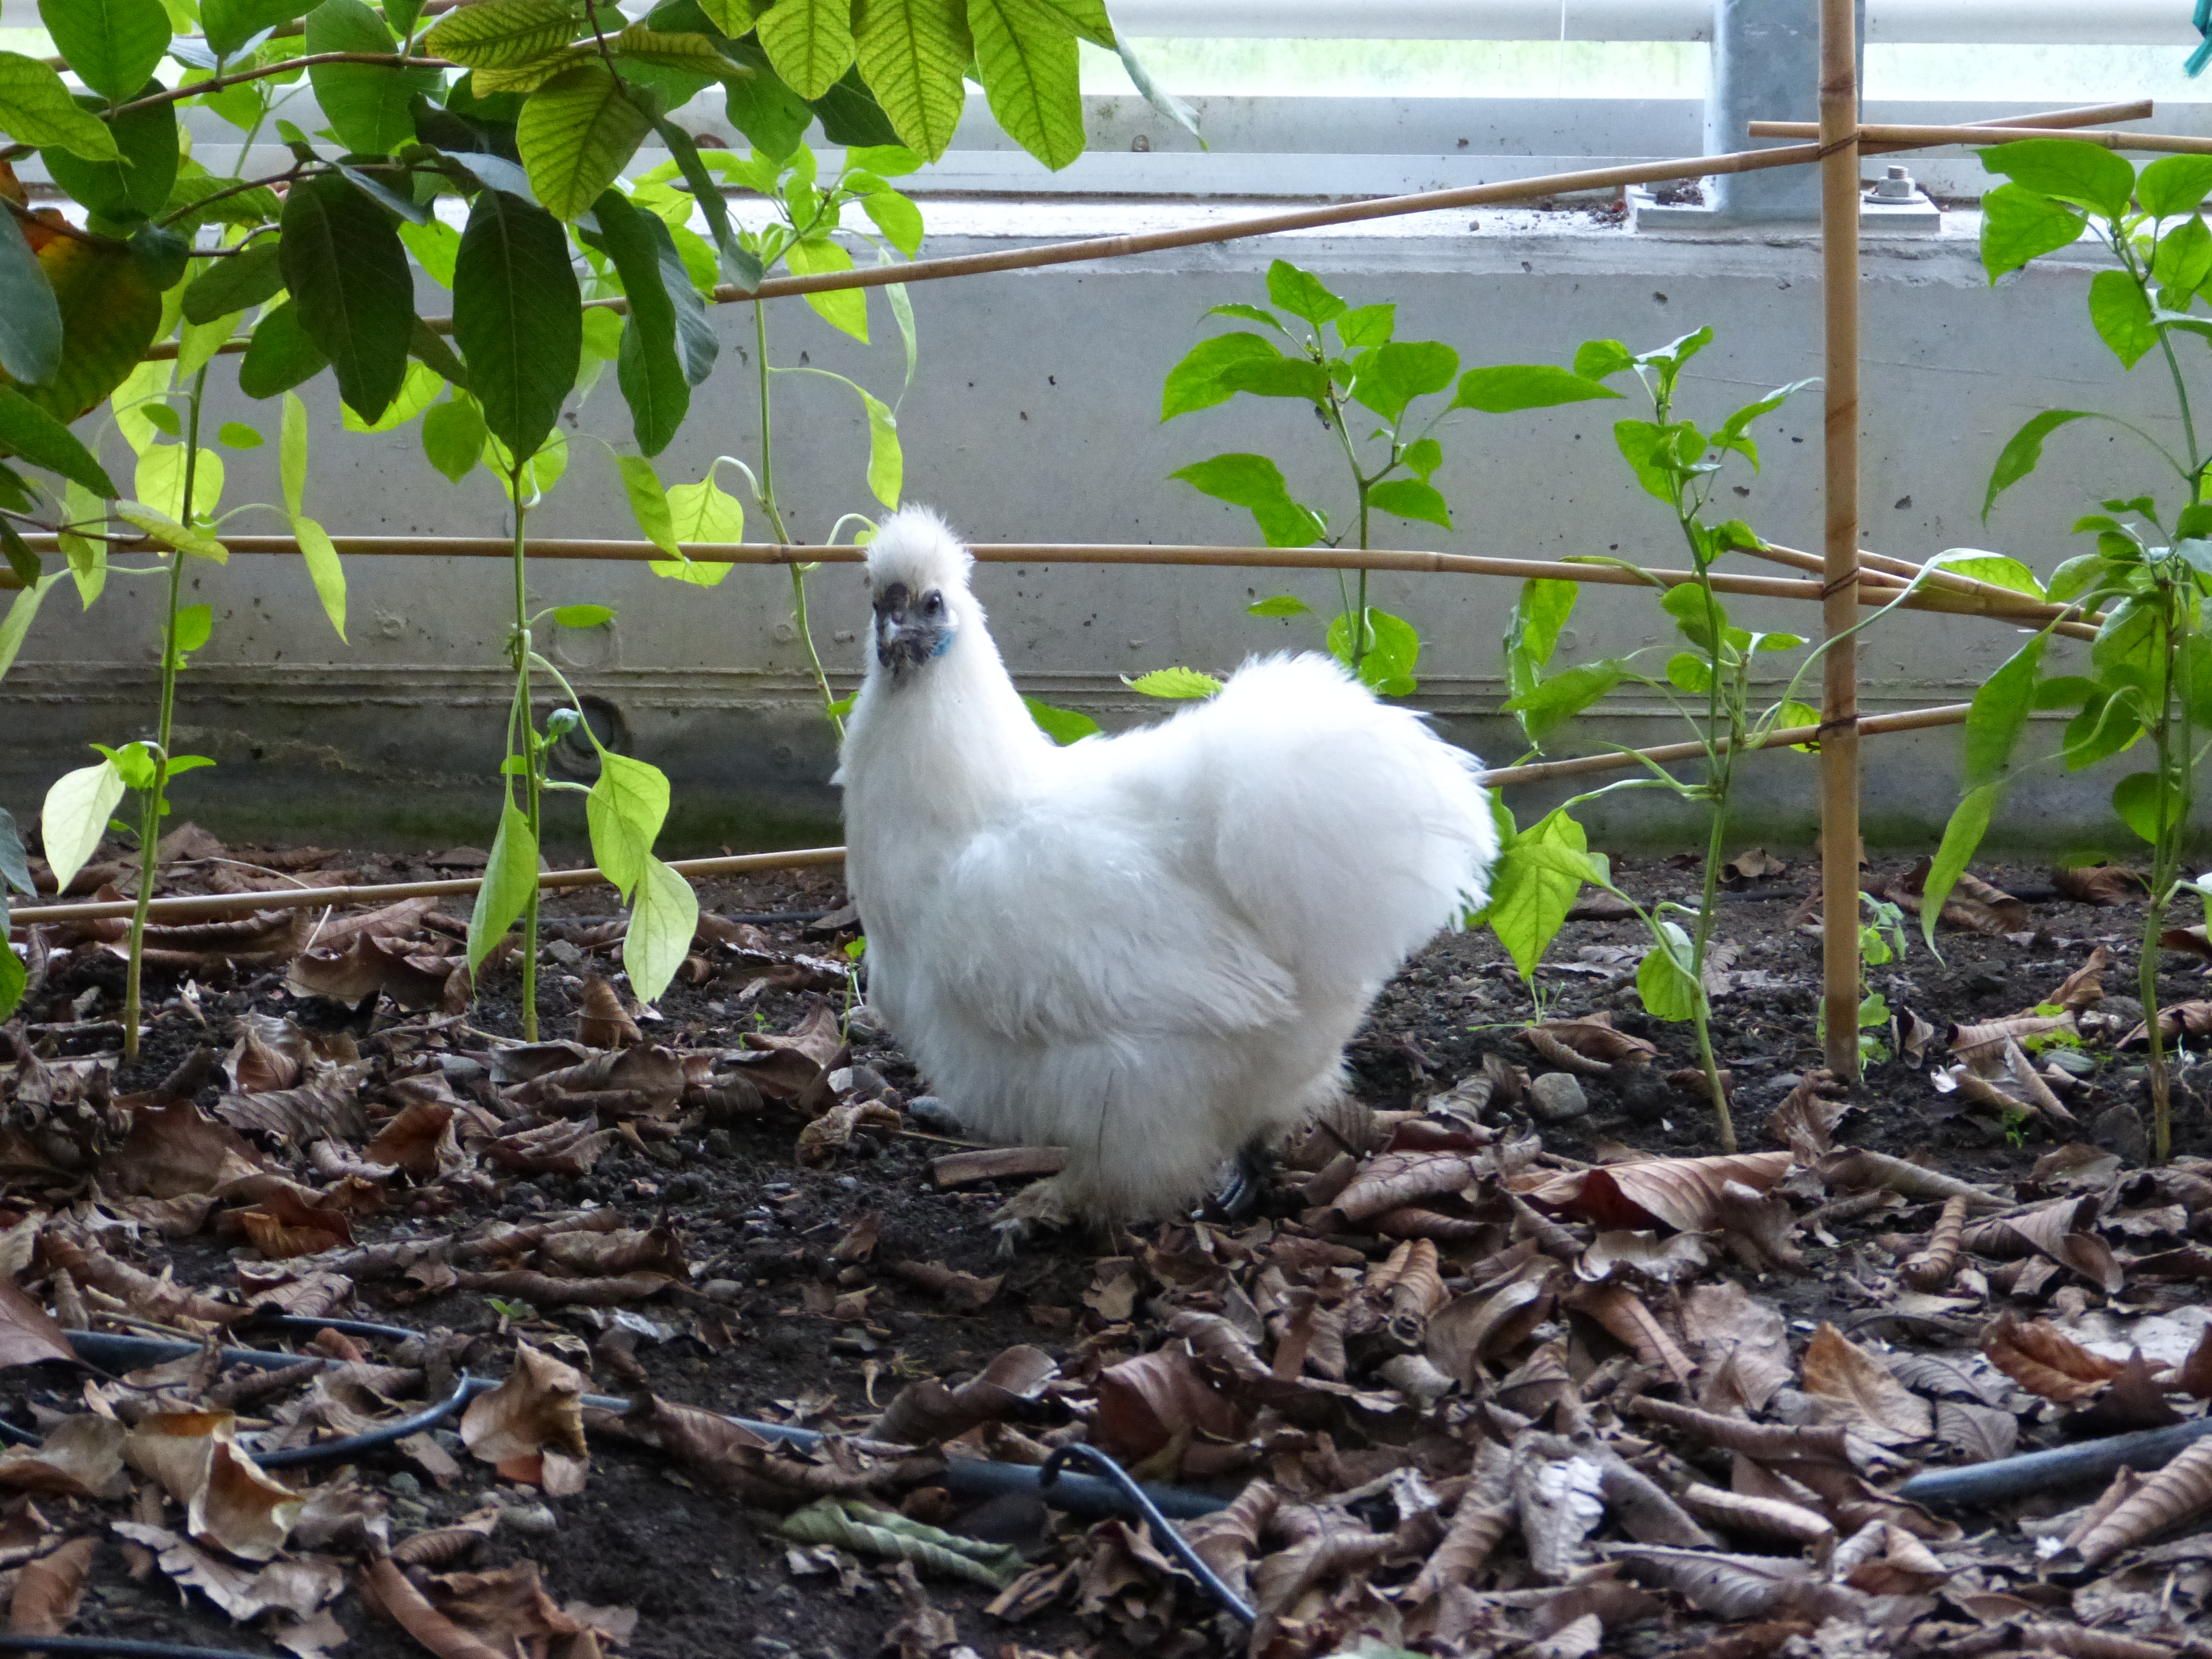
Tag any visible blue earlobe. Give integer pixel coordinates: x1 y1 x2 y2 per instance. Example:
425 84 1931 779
930 627 955 658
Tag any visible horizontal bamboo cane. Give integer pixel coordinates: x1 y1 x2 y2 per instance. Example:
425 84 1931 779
1474 700 1973 789
5 845 849 929
1765 99 2148 156
1744 541 2103 640
1749 120 2212 156
3 704 1974 933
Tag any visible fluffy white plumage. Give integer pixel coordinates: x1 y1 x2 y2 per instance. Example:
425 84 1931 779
834 507 1499 1222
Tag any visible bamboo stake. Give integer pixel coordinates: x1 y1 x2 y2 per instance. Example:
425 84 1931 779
1747 98 2148 151
1474 701 1972 789
1818 0 1864 1080
6 845 849 929
1750 120 2212 156
6 705 1980 933
1743 541 2103 640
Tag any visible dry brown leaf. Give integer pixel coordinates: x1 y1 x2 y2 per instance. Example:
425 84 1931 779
2047 943 2117 1009
216 1079 368 1149
1962 1196 2123 1292
123 1411 303 1561
1765 1071 1847 1162
2052 866 2143 906
0 1415 127 1499
1800 1323 1934 1444
887 1259 1001 1311
796 1098 903 1165
1899 1196 1968 1293
114 1522 345 1624
1981 1310 2125 1403
1092 1342 1242 1462
1675 1483 1835 1552
459 1344 589 1493
1832 1522 1949 1595
1728 848 1788 881
362 1101 461 1181
2121 999 2212 1049
1610 1546 1872 1623
1817 1149 2003 1208
1332 1153 1475 1226
1530 1013 1658 1067
2177 1325 2212 1401
288 935 459 1011
103 1101 268 1199
1681 1280 1792 1411
2076 1436 2212 1565
1512 1447 1607 1582
574 975 641 1048
361 1555 511 1659
1525 1151 1792 1234
1427 1258 1558 1385
0 1277 73 1370
9 1533 95 1635
538 1226 686 1279
1933 1399 2019 1464
1578 1230 1710 1284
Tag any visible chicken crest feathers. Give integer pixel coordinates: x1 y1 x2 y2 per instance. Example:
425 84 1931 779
865 505 973 595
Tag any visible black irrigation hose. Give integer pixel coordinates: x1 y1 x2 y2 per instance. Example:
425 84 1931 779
1897 1415 2212 1508
1040 1444 1254 1627
29 1331 1233 1525
0 1637 273 1659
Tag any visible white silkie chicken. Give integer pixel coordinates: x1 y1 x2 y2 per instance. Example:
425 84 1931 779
834 507 1498 1237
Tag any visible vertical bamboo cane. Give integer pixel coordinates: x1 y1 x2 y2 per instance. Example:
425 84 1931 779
1818 0 1863 1080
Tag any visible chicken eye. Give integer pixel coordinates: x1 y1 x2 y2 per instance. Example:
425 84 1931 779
922 591 944 615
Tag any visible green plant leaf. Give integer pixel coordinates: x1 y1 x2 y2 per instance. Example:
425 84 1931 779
615 452 678 554
116 499 227 560
0 53 122 161
454 188 582 460
2088 268 2158 368
1160 331 1283 420
58 478 105 606
1501 659 1624 743
308 0 443 154
587 748 670 901
284 512 346 640
1022 694 1100 740
1919 780 2001 951
592 189 691 455
341 359 444 433
40 755 126 891
857 187 924 258
0 933 22 1020
201 0 314 59
39 0 171 104
852 0 969 161
1964 633 2045 786
1349 339 1458 423
722 58 813 160
1982 409 2092 519
0 216 60 387
623 854 697 1004
857 384 901 507
279 174 414 423
1263 258 1344 325
1334 302 1393 347
180 241 284 326
238 299 331 399
1484 806 1596 981
667 474 743 542
421 393 487 481
0 570 62 685
555 602 616 626
785 236 869 339
1502 577 1576 704
1665 651 1710 693
1208 301 1284 334
1215 353 1329 403
1980 181 2088 281
968 0 1083 170
1247 593 1312 618
425 0 581 67
1981 138 2136 220
756 0 854 97
1125 666 1221 698
1327 606 1421 693
2112 768 2183 845
134 441 222 521
2140 154 2212 219
518 62 654 220
1169 453 1324 548
2153 214 2212 296
44 92 179 222
1367 477 1451 529
1636 919 1701 1022
0 806 30 897
12 238 162 425
1452 362 1622 414
1931 549 2046 599
1660 581 1731 653
0 386 117 497
467 801 538 974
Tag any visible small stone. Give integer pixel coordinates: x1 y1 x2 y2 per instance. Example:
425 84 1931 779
2100 994 2146 1030
386 1472 422 1497
2045 1048 2096 1077
703 1129 734 1159
1527 1072 1590 1123
498 1502 559 1537
2092 1102 2150 1166
905 1094 962 1135
431 1429 464 1455
545 939 585 967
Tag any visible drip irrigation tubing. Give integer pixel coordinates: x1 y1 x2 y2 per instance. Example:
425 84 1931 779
1896 1416 2212 1508
0 1637 282 1659
1041 1443 1254 1625
29 1329 1227 1523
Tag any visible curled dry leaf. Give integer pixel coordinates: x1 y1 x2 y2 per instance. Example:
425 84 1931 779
1093 1342 1242 1462
1609 1547 1875 1624
2075 1436 2212 1565
575 975 642 1048
0 1276 74 1370
1832 1522 1949 1595
1578 1230 1710 1285
103 1101 268 1199
1681 1280 1792 1412
459 1344 589 1493
1525 1151 1792 1234
1817 1150 2003 1208
1899 1196 1968 1292
362 1101 462 1181
887 1260 1001 1311
1765 1071 1847 1162
1511 1448 1608 1582
0 1415 128 1499
360 1555 511 1659
1980 1310 2125 1403
2121 999 2212 1049
8 1533 95 1636
123 1411 303 1561
1332 1153 1474 1226
288 935 458 1011
1675 1483 1836 1552
871 1344 1057 1444
1530 1013 1659 1068
2052 866 2142 907
2047 943 2117 1008
1523 1027 1612 1076
797 1098 904 1165
1799 1323 1933 1444
1961 1197 2122 1293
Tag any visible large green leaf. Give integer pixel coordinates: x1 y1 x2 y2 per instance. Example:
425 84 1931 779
421 392 488 481
723 56 814 160
1963 633 2045 786
1349 339 1458 423
853 0 970 162
1160 331 1284 421
757 0 856 99
467 802 539 974
424 0 581 68
1982 409 2092 519
624 854 697 1004
2153 214 2212 296
1126 666 1221 699
1264 259 1344 325
785 236 867 339
39 0 171 103
180 240 284 325
1452 362 1622 414
2113 768 2183 846
1367 477 1450 529
1919 780 2001 951
1981 138 2135 220
2088 268 2157 368
2140 154 2212 219
0 217 60 386
453 188 581 460
40 754 126 891
1326 606 1421 695
200 0 314 59
1500 659 1624 744
43 89 177 220
0 385 117 496
279 174 413 422
587 748 670 901
590 189 689 455
517 62 654 220
969 0 1082 170
1484 806 1597 980
1636 920 1702 1023
1979 182 2087 282
1023 695 1102 740
0 53 121 160
237 300 332 398
1169 453 1324 548
308 0 442 155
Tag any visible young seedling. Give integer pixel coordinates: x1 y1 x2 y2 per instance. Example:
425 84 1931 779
1926 139 2212 1162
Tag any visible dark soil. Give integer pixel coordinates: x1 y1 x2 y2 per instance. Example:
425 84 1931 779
2 841 2202 1659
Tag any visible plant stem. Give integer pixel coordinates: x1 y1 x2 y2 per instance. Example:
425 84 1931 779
752 300 842 734
509 461 541 1043
121 367 209 1061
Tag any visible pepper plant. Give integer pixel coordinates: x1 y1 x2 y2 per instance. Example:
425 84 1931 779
1138 257 1619 700
1924 139 2212 1163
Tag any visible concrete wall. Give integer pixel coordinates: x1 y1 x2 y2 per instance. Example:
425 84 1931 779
0 212 2174 857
